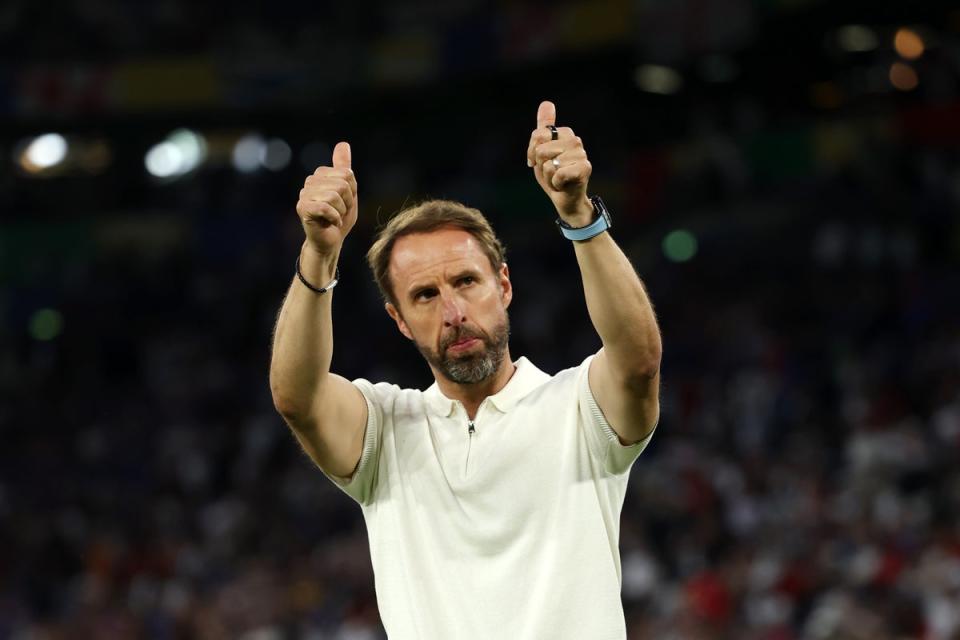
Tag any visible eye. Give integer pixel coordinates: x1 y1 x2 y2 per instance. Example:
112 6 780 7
414 288 438 301
456 276 475 287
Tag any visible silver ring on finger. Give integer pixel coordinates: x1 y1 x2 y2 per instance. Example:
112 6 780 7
552 157 561 168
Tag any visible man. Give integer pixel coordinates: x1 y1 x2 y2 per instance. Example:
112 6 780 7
269 101 662 639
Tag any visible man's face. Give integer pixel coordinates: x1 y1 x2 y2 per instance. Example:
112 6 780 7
385 227 512 385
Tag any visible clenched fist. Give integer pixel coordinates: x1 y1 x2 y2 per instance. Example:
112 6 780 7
296 141 359 257
526 101 595 227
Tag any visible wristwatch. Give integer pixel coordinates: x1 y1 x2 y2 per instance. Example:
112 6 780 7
556 196 612 241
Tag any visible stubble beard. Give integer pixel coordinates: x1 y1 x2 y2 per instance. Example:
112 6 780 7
416 316 511 385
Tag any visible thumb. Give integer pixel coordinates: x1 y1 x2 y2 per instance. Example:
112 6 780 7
332 141 352 169
536 100 556 129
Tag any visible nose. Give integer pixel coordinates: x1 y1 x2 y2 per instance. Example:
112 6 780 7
441 292 466 327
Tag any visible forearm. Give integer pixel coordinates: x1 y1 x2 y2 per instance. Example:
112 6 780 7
573 231 662 381
269 243 340 420
528 101 660 439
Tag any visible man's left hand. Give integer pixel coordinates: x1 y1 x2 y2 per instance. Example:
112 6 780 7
526 100 594 227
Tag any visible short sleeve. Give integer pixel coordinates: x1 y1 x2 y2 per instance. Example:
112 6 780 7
321 378 385 505
577 355 655 475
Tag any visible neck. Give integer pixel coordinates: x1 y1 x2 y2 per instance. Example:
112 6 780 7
432 349 516 420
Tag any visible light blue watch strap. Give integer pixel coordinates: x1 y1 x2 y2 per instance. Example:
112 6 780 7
556 196 612 241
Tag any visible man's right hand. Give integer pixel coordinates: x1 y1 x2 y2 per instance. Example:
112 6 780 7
278 140 369 481
296 141 358 256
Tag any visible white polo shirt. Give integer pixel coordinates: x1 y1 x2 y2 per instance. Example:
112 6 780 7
326 355 653 640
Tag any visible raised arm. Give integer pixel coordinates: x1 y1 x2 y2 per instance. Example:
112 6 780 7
269 141 369 477
527 101 662 444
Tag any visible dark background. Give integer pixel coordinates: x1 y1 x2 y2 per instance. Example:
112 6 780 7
2 0 959 638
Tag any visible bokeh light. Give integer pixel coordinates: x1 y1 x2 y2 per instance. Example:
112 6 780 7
29 308 64 341
837 25 879 52
145 142 184 178
889 62 919 91
634 65 683 95
662 230 698 262
144 129 206 178
19 133 68 172
894 28 924 60
233 133 266 173
261 138 292 171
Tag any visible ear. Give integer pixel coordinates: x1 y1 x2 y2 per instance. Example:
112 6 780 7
499 263 513 309
385 302 414 340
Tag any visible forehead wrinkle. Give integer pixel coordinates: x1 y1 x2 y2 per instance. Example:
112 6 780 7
389 230 489 293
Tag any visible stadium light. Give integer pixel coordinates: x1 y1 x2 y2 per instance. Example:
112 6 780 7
19 133 68 173
144 129 207 179
145 142 184 178
233 134 266 173
261 138 292 171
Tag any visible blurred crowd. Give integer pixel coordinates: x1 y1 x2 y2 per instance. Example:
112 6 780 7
2 126 958 638
3 1 960 639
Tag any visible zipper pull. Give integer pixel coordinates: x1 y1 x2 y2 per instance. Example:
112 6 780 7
468 420 475 435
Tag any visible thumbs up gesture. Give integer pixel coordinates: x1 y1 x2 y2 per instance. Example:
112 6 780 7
526 101 595 227
296 141 359 256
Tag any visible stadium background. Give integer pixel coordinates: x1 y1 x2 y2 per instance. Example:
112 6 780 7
2 0 960 637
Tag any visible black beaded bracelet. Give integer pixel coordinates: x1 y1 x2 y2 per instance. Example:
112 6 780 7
296 255 340 294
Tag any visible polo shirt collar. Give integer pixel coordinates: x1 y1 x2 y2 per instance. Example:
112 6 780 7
424 357 547 417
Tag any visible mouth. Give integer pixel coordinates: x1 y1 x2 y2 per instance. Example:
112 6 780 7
447 337 480 353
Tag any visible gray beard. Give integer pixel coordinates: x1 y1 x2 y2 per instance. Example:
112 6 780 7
416 317 510 385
